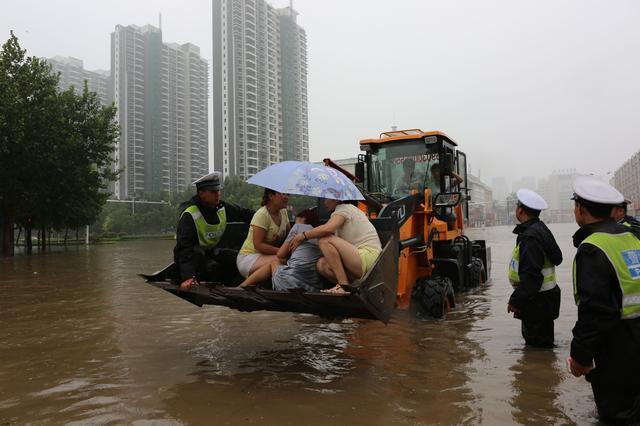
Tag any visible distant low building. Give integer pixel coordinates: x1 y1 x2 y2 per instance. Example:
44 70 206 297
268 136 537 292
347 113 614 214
512 175 536 194
490 176 509 203
612 149 640 216
468 174 493 227
537 169 577 223
329 157 358 175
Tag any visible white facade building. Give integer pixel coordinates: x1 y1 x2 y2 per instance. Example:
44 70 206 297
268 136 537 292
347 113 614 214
612 149 640 215
212 0 308 179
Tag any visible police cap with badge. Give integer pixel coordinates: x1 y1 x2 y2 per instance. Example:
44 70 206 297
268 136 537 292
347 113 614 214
571 175 623 207
193 172 222 191
516 188 548 213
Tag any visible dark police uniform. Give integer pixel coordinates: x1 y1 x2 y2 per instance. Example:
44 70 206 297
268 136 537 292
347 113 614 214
569 175 640 423
571 219 640 423
509 217 562 347
173 171 254 285
620 214 640 229
174 196 253 284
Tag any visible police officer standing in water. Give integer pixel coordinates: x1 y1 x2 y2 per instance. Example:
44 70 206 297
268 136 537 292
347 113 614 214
174 172 254 291
507 189 563 348
612 198 640 229
567 175 640 424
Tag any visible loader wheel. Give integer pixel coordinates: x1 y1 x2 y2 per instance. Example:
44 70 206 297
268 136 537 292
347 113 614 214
468 257 486 288
410 276 455 319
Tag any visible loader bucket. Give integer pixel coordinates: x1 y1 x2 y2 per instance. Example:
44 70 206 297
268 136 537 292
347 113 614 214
141 217 400 323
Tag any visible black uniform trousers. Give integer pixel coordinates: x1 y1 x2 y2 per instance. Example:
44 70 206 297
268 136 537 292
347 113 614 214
586 318 640 424
518 286 561 348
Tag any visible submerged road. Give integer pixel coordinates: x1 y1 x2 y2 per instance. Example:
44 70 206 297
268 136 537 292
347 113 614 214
0 223 597 425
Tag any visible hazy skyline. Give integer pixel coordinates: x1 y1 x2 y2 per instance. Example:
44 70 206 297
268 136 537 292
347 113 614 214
3 0 639 184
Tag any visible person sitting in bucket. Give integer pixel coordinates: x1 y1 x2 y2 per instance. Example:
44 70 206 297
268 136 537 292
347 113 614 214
289 198 382 295
238 208 323 292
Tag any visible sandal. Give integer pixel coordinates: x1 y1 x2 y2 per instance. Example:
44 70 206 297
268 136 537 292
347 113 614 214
321 284 349 295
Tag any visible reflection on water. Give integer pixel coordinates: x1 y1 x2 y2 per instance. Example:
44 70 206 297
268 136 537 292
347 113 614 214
0 225 598 424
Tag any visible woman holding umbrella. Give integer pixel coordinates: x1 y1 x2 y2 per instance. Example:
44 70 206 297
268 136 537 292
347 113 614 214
289 198 382 294
236 188 290 278
246 161 378 293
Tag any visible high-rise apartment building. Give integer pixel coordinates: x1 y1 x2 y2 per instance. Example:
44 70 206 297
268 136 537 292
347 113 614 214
47 56 110 105
111 24 208 199
277 6 308 163
212 0 308 179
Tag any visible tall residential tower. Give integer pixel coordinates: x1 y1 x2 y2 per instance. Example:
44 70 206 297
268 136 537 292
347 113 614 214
212 0 308 179
111 24 208 199
47 56 110 105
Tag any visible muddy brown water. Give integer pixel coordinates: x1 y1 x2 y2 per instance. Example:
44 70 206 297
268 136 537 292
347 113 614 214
1 224 600 425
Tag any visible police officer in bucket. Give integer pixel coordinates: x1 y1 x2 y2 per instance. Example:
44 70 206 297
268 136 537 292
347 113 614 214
174 172 254 290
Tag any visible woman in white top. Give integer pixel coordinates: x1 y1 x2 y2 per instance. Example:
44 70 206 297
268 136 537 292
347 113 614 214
236 188 290 278
289 198 382 294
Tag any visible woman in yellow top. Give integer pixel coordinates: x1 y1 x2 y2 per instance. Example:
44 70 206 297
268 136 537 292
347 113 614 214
236 189 290 278
289 198 382 294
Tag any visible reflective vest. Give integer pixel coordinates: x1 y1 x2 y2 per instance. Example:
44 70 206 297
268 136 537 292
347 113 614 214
508 244 557 291
573 231 640 320
181 205 227 249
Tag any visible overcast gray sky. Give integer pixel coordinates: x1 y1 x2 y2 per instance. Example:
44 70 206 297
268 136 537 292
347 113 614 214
3 0 639 186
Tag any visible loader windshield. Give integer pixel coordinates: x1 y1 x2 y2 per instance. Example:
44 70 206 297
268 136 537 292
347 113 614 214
369 140 441 200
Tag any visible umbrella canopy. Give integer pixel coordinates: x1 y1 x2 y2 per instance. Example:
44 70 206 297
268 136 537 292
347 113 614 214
247 161 364 201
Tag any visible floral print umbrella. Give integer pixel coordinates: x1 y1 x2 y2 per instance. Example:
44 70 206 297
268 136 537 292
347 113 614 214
247 161 364 201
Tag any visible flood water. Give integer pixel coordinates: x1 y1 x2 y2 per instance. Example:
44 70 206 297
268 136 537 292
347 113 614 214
1 223 599 425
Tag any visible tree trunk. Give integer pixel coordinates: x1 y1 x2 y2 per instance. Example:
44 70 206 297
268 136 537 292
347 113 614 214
1 207 14 257
64 228 68 245
26 224 32 254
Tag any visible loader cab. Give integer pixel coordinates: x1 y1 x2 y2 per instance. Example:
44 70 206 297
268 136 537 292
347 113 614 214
357 130 469 223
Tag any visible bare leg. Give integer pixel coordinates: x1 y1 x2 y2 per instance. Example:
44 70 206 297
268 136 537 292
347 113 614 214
270 259 284 276
317 236 362 294
239 262 272 287
316 257 337 283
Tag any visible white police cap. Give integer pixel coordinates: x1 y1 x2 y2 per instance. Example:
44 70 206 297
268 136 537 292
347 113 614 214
516 188 548 211
571 175 623 205
192 171 222 190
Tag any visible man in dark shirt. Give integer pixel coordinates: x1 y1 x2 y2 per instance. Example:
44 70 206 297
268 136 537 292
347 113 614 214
568 175 640 424
174 172 254 290
507 189 562 347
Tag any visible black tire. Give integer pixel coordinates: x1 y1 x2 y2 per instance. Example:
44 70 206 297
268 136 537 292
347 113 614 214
410 276 455 319
468 257 485 288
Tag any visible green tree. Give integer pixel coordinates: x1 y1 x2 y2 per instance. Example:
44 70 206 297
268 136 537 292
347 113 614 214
222 176 263 210
0 33 118 255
